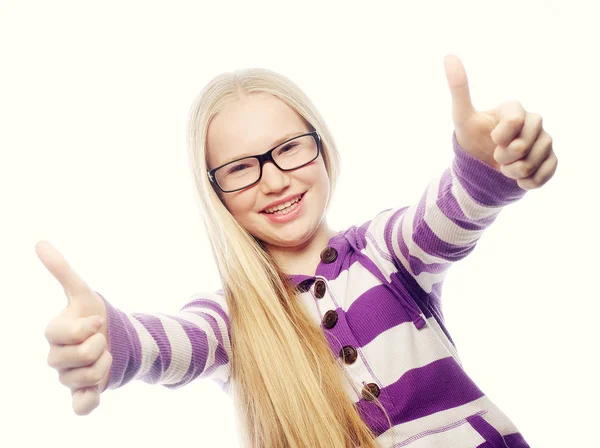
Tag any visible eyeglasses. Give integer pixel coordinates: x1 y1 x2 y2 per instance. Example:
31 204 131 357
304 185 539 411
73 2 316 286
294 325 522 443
207 131 322 193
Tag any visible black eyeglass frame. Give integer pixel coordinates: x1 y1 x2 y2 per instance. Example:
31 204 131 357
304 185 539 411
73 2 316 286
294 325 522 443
207 130 322 193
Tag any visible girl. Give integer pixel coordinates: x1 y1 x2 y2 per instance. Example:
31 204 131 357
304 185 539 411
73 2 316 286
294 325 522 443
39 54 557 447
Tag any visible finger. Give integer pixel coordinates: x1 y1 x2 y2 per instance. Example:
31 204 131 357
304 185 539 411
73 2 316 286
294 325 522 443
494 114 545 165
48 331 106 369
444 54 476 126
59 350 113 389
45 314 104 345
499 131 553 179
72 387 101 416
35 241 91 298
517 151 558 190
490 101 526 147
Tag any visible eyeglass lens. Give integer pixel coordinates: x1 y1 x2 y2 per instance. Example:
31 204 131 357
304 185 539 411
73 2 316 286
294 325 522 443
215 134 318 192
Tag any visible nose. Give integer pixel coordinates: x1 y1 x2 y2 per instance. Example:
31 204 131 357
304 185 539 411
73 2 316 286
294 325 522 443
259 161 290 194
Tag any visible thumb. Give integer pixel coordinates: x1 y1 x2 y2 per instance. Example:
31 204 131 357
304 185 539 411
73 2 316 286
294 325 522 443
35 240 92 302
444 54 476 126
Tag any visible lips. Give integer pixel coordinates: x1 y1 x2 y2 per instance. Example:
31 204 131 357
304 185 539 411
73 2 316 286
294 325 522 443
260 193 305 214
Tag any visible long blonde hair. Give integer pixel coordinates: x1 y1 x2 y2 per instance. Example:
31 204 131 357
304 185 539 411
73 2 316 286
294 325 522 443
186 69 390 447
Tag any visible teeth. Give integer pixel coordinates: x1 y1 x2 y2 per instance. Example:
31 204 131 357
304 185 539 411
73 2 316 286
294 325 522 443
264 195 302 214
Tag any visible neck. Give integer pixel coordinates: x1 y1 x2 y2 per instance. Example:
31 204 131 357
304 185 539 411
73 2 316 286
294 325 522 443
265 221 339 276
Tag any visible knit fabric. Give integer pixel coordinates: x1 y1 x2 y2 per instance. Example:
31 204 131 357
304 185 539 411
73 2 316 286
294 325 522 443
101 132 530 447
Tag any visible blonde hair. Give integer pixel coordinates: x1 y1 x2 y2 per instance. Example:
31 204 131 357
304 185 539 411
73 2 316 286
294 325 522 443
186 69 391 447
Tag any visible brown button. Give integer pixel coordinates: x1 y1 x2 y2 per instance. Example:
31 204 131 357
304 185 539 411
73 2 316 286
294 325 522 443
361 383 380 401
314 279 326 298
339 345 358 364
320 247 338 264
297 278 315 293
323 310 338 329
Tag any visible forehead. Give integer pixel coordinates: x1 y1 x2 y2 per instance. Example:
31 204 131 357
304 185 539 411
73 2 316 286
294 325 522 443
206 92 309 169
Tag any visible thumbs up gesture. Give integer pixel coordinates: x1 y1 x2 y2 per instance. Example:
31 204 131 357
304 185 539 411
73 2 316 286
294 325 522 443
443 54 558 190
36 240 112 415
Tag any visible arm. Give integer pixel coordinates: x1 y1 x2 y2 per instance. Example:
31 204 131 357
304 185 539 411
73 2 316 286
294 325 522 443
99 291 231 392
384 132 527 294
364 132 527 306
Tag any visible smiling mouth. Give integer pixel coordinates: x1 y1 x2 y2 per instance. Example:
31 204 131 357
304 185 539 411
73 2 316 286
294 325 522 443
261 193 305 214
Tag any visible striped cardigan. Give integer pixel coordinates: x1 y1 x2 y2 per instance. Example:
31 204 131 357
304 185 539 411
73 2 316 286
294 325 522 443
102 132 530 447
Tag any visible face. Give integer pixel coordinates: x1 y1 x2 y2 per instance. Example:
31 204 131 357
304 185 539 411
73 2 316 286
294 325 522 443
206 92 331 250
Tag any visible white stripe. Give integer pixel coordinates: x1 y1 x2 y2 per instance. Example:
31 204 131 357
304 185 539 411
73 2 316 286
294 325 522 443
425 316 462 366
209 360 232 384
327 261 382 310
181 306 231 355
397 201 449 265
390 217 447 293
130 315 159 379
155 314 192 385
450 164 503 220
423 180 486 247
360 320 454 387
176 310 220 373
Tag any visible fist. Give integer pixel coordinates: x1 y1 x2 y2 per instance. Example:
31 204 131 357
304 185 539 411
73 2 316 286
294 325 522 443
36 240 112 415
444 54 558 190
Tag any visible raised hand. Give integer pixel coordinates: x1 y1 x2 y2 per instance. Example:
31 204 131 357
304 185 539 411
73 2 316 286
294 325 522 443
36 240 112 415
443 54 558 190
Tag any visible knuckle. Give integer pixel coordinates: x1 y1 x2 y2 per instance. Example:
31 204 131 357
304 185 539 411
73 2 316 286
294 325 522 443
521 162 535 177
95 333 107 350
58 371 71 387
85 367 104 385
47 350 59 369
71 322 86 342
531 113 543 129
507 115 525 128
509 139 527 156
77 344 98 365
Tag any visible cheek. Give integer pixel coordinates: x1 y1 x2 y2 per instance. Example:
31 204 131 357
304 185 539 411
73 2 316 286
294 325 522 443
221 190 255 220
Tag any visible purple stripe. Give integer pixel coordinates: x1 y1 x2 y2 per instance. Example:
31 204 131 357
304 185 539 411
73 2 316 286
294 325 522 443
467 413 510 447
200 343 230 377
346 284 415 346
161 312 230 389
184 310 226 347
356 356 485 436
493 432 530 448
407 190 478 262
383 208 452 280
160 315 211 388
438 169 500 231
181 299 230 330
411 218 478 262
101 295 142 390
131 313 172 383
452 132 526 206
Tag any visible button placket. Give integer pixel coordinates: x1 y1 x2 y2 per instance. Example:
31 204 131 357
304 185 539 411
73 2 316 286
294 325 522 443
310 276 336 318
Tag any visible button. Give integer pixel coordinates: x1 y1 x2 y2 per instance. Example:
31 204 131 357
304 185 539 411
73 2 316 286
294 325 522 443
323 310 338 329
297 278 315 293
361 383 380 401
339 345 358 364
320 247 338 264
314 279 326 298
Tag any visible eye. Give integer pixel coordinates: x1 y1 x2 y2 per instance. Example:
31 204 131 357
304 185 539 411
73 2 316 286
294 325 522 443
277 142 299 155
227 163 251 174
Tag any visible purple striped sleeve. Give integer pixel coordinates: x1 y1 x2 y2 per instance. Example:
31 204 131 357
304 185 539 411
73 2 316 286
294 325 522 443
379 132 527 296
99 292 231 392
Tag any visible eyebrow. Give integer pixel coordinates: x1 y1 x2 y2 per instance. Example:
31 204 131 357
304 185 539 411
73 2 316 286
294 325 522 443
218 131 306 167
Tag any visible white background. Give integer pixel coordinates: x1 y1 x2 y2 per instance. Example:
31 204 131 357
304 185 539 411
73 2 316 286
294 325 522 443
1 1 598 446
